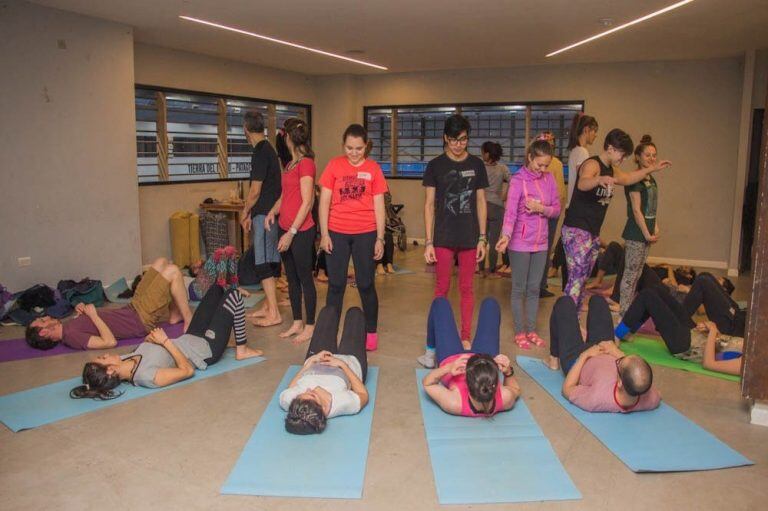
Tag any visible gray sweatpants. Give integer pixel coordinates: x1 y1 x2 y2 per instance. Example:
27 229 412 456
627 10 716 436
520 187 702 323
619 239 650 315
509 250 548 333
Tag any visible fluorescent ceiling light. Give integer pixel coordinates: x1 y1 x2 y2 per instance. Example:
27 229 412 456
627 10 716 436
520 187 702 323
546 0 695 58
179 15 388 71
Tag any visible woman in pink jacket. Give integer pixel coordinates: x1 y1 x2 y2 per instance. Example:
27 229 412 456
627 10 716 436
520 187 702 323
496 139 560 349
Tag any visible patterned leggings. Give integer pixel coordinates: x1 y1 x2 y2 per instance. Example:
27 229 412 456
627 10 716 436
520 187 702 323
561 226 601 310
619 239 650 315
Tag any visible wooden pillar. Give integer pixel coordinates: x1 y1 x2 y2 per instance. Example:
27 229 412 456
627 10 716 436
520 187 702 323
742 85 768 400
155 92 169 182
217 98 229 179
267 104 277 147
391 109 399 176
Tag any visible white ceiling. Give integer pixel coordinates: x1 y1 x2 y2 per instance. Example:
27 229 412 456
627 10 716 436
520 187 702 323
31 0 768 75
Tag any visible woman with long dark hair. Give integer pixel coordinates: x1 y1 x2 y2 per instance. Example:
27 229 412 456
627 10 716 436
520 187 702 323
318 124 388 351
69 285 261 399
478 141 508 277
566 114 599 206
265 118 318 344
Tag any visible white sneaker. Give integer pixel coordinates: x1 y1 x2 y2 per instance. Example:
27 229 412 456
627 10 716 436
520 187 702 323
417 350 436 369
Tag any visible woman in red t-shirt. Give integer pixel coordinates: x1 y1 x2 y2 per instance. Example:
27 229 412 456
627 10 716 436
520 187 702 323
264 118 317 344
319 124 388 351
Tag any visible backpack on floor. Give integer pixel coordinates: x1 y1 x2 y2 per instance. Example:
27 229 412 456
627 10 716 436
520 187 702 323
57 278 105 307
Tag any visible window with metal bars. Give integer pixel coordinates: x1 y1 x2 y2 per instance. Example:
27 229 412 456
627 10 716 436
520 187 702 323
364 102 582 178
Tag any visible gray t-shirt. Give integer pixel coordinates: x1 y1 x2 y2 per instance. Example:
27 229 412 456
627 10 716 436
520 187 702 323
484 163 509 207
123 334 212 388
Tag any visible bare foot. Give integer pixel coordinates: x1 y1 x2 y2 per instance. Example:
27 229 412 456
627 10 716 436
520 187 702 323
461 340 472 350
292 324 315 345
280 321 304 338
386 264 395 274
278 297 290 307
252 314 282 327
247 305 270 319
236 345 263 360
316 273 328 282
585 280 601 290
545 356 560 371
376 266 386 276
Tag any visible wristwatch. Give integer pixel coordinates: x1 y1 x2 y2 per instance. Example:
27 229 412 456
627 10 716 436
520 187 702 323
289 227 298 235
503 366 514 377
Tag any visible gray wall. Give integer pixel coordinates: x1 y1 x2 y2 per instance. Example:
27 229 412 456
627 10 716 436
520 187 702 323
0 1 140 290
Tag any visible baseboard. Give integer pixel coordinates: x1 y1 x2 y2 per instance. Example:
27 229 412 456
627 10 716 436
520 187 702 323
645 256 728 270
751 401 768 427
727 268 740 277
408 237 427 245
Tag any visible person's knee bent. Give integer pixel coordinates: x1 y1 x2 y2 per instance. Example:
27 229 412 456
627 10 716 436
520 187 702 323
160 263 181 281
151 257 170 272
554 295 577 316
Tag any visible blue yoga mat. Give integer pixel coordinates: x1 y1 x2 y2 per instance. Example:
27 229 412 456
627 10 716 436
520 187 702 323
415 369 580 504
0 351 264 432
517 356 753 472
222 365 378 499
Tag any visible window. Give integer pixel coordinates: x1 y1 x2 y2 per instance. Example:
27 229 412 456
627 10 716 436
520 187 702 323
135 86 311 184
364 102 582 178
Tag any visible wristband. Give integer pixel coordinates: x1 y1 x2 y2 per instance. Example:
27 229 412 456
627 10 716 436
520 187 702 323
503 367 514 377
289 227 298 235
425 240 434 246
376 237 385 243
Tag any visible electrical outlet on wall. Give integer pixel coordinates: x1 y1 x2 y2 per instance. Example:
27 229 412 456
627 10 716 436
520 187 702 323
17 257 31 267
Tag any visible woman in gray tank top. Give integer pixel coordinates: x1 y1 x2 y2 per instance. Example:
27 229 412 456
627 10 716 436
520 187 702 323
70 285 262 399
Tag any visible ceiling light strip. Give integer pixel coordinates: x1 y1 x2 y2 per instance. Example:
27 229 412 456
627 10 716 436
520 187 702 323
546 0 695 58
179 15 388 70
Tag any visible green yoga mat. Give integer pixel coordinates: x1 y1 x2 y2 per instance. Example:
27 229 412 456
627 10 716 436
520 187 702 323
620 337 740 382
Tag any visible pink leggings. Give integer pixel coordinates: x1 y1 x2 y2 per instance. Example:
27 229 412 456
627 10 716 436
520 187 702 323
434 247 476 340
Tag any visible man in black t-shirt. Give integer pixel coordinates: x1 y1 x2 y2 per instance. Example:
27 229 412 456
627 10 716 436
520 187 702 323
418 115 488 367
240 111 283 326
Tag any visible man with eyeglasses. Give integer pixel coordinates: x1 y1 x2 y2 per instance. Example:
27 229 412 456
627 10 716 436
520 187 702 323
547 295 661 413
418 114 488 368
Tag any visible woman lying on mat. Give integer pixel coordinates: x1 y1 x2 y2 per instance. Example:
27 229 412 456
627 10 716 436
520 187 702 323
420 297 520 417
280 306 369 434
701 321 742 376
70 285 262 399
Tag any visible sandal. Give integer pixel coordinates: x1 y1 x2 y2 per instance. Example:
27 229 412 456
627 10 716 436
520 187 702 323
526 331 546 347
514 333 531 350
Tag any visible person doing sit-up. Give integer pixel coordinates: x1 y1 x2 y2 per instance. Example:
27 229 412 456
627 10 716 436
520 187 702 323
280 305 370 434
70 285 261 399
548 295 661 413
420 297 520 417
26 258 192 351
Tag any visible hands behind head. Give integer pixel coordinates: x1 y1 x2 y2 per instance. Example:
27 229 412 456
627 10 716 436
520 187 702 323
449 354 471 376
145 328 169 345
598 340 623 358
494 354 511 374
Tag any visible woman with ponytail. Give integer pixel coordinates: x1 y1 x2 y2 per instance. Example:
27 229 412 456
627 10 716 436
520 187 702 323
265 118 318 343
70 285 261 399
617 135 662 314
566 114 599 206
420 297 520 416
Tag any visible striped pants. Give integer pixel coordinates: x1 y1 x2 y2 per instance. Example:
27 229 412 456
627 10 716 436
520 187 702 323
186 285 247 365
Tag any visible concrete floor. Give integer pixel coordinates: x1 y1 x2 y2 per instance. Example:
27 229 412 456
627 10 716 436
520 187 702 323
1 246 766 511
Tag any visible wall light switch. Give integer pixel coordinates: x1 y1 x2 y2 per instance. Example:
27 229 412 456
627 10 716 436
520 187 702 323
18 257 31 267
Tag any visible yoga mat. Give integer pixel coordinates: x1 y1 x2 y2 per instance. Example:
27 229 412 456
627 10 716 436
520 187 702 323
0 322 184 363
107 278 264 308
389 265 414 275
0 351 264 432
621 337 740 382
222 366 378 499
415 369 580 504
517 356 752 472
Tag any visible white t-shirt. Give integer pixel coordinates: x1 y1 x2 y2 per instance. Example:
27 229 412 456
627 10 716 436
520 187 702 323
567 146 590 207
279 354 363 418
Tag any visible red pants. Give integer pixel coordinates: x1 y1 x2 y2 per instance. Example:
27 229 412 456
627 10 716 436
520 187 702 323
434 246 476 341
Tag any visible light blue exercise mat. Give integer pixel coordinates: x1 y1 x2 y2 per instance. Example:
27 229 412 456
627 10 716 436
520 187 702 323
415 369 581 504
0 351 264 432
221 365 379 499
517 356 753 472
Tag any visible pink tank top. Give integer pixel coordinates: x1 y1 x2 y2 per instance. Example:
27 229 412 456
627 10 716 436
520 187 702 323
439 353 504 417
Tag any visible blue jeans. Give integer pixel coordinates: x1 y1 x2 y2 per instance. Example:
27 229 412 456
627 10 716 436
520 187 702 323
426 297 500 364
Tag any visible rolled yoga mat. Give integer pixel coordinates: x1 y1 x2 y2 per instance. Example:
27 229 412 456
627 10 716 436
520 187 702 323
0 350 264 432
0 322 184 363
415 369 580 504
620 336 740 382
221 365 378 499
517 356 752 472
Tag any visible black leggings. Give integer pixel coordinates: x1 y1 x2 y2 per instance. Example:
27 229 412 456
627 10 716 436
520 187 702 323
326 230 379 333
622 286 694 355
683 273 745 336
305 306 368 383
186 285 246 365
281 226 317 325
550 295 615 374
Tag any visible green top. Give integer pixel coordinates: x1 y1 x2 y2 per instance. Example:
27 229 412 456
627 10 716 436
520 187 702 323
622 176 658 242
